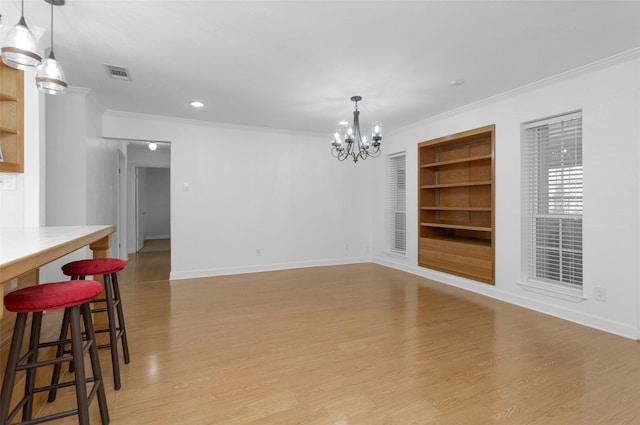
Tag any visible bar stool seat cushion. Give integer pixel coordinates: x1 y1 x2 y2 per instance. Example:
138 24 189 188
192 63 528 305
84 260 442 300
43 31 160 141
62 258 127 277
4 280 102 313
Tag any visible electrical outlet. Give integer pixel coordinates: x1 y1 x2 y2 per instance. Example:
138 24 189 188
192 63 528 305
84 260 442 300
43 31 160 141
595 287 607 302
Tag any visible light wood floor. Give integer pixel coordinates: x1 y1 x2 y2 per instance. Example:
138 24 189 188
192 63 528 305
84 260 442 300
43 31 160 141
36 252 640 424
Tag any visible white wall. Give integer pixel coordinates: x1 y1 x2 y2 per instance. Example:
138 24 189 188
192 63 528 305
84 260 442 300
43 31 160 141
0 67 43 228
145 167 170 239
373 53 640 339
85 94 119 230
0 4 44 229
103 113 373 279
41 89 119 283
45 90 87 225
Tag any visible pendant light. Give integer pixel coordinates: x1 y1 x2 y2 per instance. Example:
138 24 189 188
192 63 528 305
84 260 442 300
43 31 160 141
1 0 42 70
36 0 67 94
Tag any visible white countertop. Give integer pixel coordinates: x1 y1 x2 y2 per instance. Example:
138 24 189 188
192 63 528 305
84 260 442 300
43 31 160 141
0 225 113 265
0 225 116 283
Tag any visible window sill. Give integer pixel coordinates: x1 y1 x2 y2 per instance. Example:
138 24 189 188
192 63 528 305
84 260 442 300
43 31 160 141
384 250 407 259
517 280 586 303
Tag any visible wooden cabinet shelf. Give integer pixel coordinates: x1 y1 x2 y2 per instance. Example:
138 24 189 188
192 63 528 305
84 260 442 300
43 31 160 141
0 62 24 173
418 125 495 284
421 206 492 212
0 92 17 101
0 125 18 134
420 154 492 168
421 180 491 189
420 221 492 232
422 234 492 247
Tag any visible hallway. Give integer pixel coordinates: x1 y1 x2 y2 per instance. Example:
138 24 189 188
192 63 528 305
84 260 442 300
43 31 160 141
120 239 171 284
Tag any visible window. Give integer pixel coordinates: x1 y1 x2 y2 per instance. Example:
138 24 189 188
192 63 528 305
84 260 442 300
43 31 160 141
522 111 583 288
387 153 406 254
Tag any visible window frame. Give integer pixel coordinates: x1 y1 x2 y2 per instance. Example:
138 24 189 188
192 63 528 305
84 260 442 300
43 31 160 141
386 152 406 255
521 111 583 294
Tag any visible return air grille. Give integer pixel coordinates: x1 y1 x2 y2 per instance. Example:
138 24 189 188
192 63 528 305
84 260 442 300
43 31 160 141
104 64 132 81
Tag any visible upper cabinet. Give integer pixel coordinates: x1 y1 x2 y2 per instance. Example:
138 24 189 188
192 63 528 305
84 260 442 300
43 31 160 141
0 62 24 173
418 125 495 284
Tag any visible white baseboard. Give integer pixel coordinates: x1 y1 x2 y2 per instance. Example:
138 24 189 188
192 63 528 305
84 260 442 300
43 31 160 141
169 256 369 281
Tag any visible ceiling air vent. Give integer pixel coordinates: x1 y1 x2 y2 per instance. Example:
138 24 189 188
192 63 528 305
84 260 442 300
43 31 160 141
104 64 132 81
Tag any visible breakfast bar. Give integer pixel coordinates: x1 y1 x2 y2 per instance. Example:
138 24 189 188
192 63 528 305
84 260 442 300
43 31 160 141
0 225 116 318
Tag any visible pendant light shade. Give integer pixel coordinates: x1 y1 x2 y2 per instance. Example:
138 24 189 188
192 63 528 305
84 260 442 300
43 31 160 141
36 51 67 94
1 1 42 70
36 0 67 94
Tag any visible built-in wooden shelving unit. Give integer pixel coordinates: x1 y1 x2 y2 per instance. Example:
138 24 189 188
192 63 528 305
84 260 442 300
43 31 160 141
0 61 24 173
418 125 495 284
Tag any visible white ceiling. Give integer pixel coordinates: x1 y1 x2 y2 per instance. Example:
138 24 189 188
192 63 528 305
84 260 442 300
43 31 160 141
3 0 640 135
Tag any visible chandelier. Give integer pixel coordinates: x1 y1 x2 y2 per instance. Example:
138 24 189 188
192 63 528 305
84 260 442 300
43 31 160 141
331 96 382 163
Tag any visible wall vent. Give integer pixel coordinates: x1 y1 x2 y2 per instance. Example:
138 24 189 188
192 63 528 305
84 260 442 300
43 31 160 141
104 64 132 81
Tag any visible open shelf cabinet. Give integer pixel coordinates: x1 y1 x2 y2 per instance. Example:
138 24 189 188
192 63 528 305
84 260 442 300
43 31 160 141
418 124 495 284
0 62 24 173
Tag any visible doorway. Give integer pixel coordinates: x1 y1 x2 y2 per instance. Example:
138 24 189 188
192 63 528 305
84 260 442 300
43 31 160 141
122 140 171 281
135 166 170 252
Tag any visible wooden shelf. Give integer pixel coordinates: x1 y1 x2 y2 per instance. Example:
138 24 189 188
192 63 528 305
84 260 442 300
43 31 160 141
420 234 492 247
421 206 492 212
418 124 495 284
421 180 492 189
420 154 492 168
0 125 18 134
420 221 492 232
0 62 24 173
0 92 17 101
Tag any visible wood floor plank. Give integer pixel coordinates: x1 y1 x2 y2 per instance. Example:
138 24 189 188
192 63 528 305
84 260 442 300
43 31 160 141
32 252 640 424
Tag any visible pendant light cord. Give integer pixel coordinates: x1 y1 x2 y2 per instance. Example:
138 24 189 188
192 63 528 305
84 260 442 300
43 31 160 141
50 2 54 48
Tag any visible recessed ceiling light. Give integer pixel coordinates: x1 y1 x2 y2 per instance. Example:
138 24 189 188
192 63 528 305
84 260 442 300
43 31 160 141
450 79 465 87
338 120 349 126
190 101 205 108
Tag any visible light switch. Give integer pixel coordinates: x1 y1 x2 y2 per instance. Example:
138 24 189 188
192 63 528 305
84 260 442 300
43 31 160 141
0 174 17 190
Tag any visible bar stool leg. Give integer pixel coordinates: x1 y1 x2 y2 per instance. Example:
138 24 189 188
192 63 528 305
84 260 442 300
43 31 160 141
69 305 90 425
22 311 44 422
111 272 130 364
81 302 110 425
47 307 71 402
103 273 121 390
0 312 28 424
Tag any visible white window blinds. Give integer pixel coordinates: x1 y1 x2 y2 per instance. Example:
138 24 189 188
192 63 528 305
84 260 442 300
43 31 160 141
522 111 583 288
387 153 406 254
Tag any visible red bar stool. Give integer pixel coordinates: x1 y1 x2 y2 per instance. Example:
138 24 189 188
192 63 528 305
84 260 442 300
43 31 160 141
0 280 109 425
50 258 130 392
